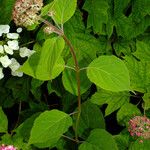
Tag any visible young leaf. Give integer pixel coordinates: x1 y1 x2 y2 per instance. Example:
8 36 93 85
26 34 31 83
0 107 8 133
79 129 118 150
29 110 72 147
49 0 77 24
87 56 131 92
20 37 65 81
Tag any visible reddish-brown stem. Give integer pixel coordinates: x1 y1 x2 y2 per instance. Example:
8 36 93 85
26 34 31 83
41 18 81 141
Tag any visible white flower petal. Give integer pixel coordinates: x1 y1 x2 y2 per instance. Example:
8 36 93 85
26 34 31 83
19 47 35 57
16 28 22 33
0 25 10 36
0 67 4 79
11 70 23 77
7 33 19 39
0 55 11 68
0 45 4 54
7 40 19 50
4 45 13 55
9 58 20 71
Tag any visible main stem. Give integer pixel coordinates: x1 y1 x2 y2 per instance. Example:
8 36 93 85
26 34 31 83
41 19 81 141
62 35 81 141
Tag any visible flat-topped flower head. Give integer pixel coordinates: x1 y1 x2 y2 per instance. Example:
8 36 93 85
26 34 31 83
128 116 150 139
13 0 43 27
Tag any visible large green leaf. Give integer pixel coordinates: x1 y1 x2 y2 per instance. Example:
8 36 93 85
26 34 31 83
124 56 150 93
87 56 131 92
0 107 8 133
0 0 16 24
90 90 130 116
79 129 118 150
49 0 77 24
117 102 141 126
20 37 65 81
83 0 109 33
29 110 72 147
74 101 105 139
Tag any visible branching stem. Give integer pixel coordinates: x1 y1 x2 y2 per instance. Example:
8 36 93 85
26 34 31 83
41 18 81 142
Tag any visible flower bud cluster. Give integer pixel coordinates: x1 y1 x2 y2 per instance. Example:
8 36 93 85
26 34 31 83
0 25 35 79
128 116 150 139
0 144 17 150
13 0 43 27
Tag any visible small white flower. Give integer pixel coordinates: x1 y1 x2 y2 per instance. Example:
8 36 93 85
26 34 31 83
0 55 12 68
9 58 20 71
0 67 4 79
11 70 23 77
16 28 22 33
7 40 19 50
0 25 10 36
7 33 19 39
19 47 35 57
0 45 4 54
4 45 13 55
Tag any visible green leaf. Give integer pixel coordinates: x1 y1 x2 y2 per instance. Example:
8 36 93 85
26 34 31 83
30 79 44 100
79 129 118 150
124 56 150 93
117 102 141 126
87 55 131 92
15 113 40 142
113 39 134 56
5 77 30 102
133 41 150 61
49 0 77 24
20 37 65 81
62 58 91 95
143 92 150 110
0 107 8 133
0 0 16 24
29 110 72 148
114 135 129 150
75 101 105 139
90 90 130 116
129 139 150 150
83 0 109 33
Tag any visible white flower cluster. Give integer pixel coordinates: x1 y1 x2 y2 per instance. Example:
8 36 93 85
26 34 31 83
0 25 35 80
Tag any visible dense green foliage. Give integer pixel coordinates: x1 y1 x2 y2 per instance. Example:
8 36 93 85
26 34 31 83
0 0 150 149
